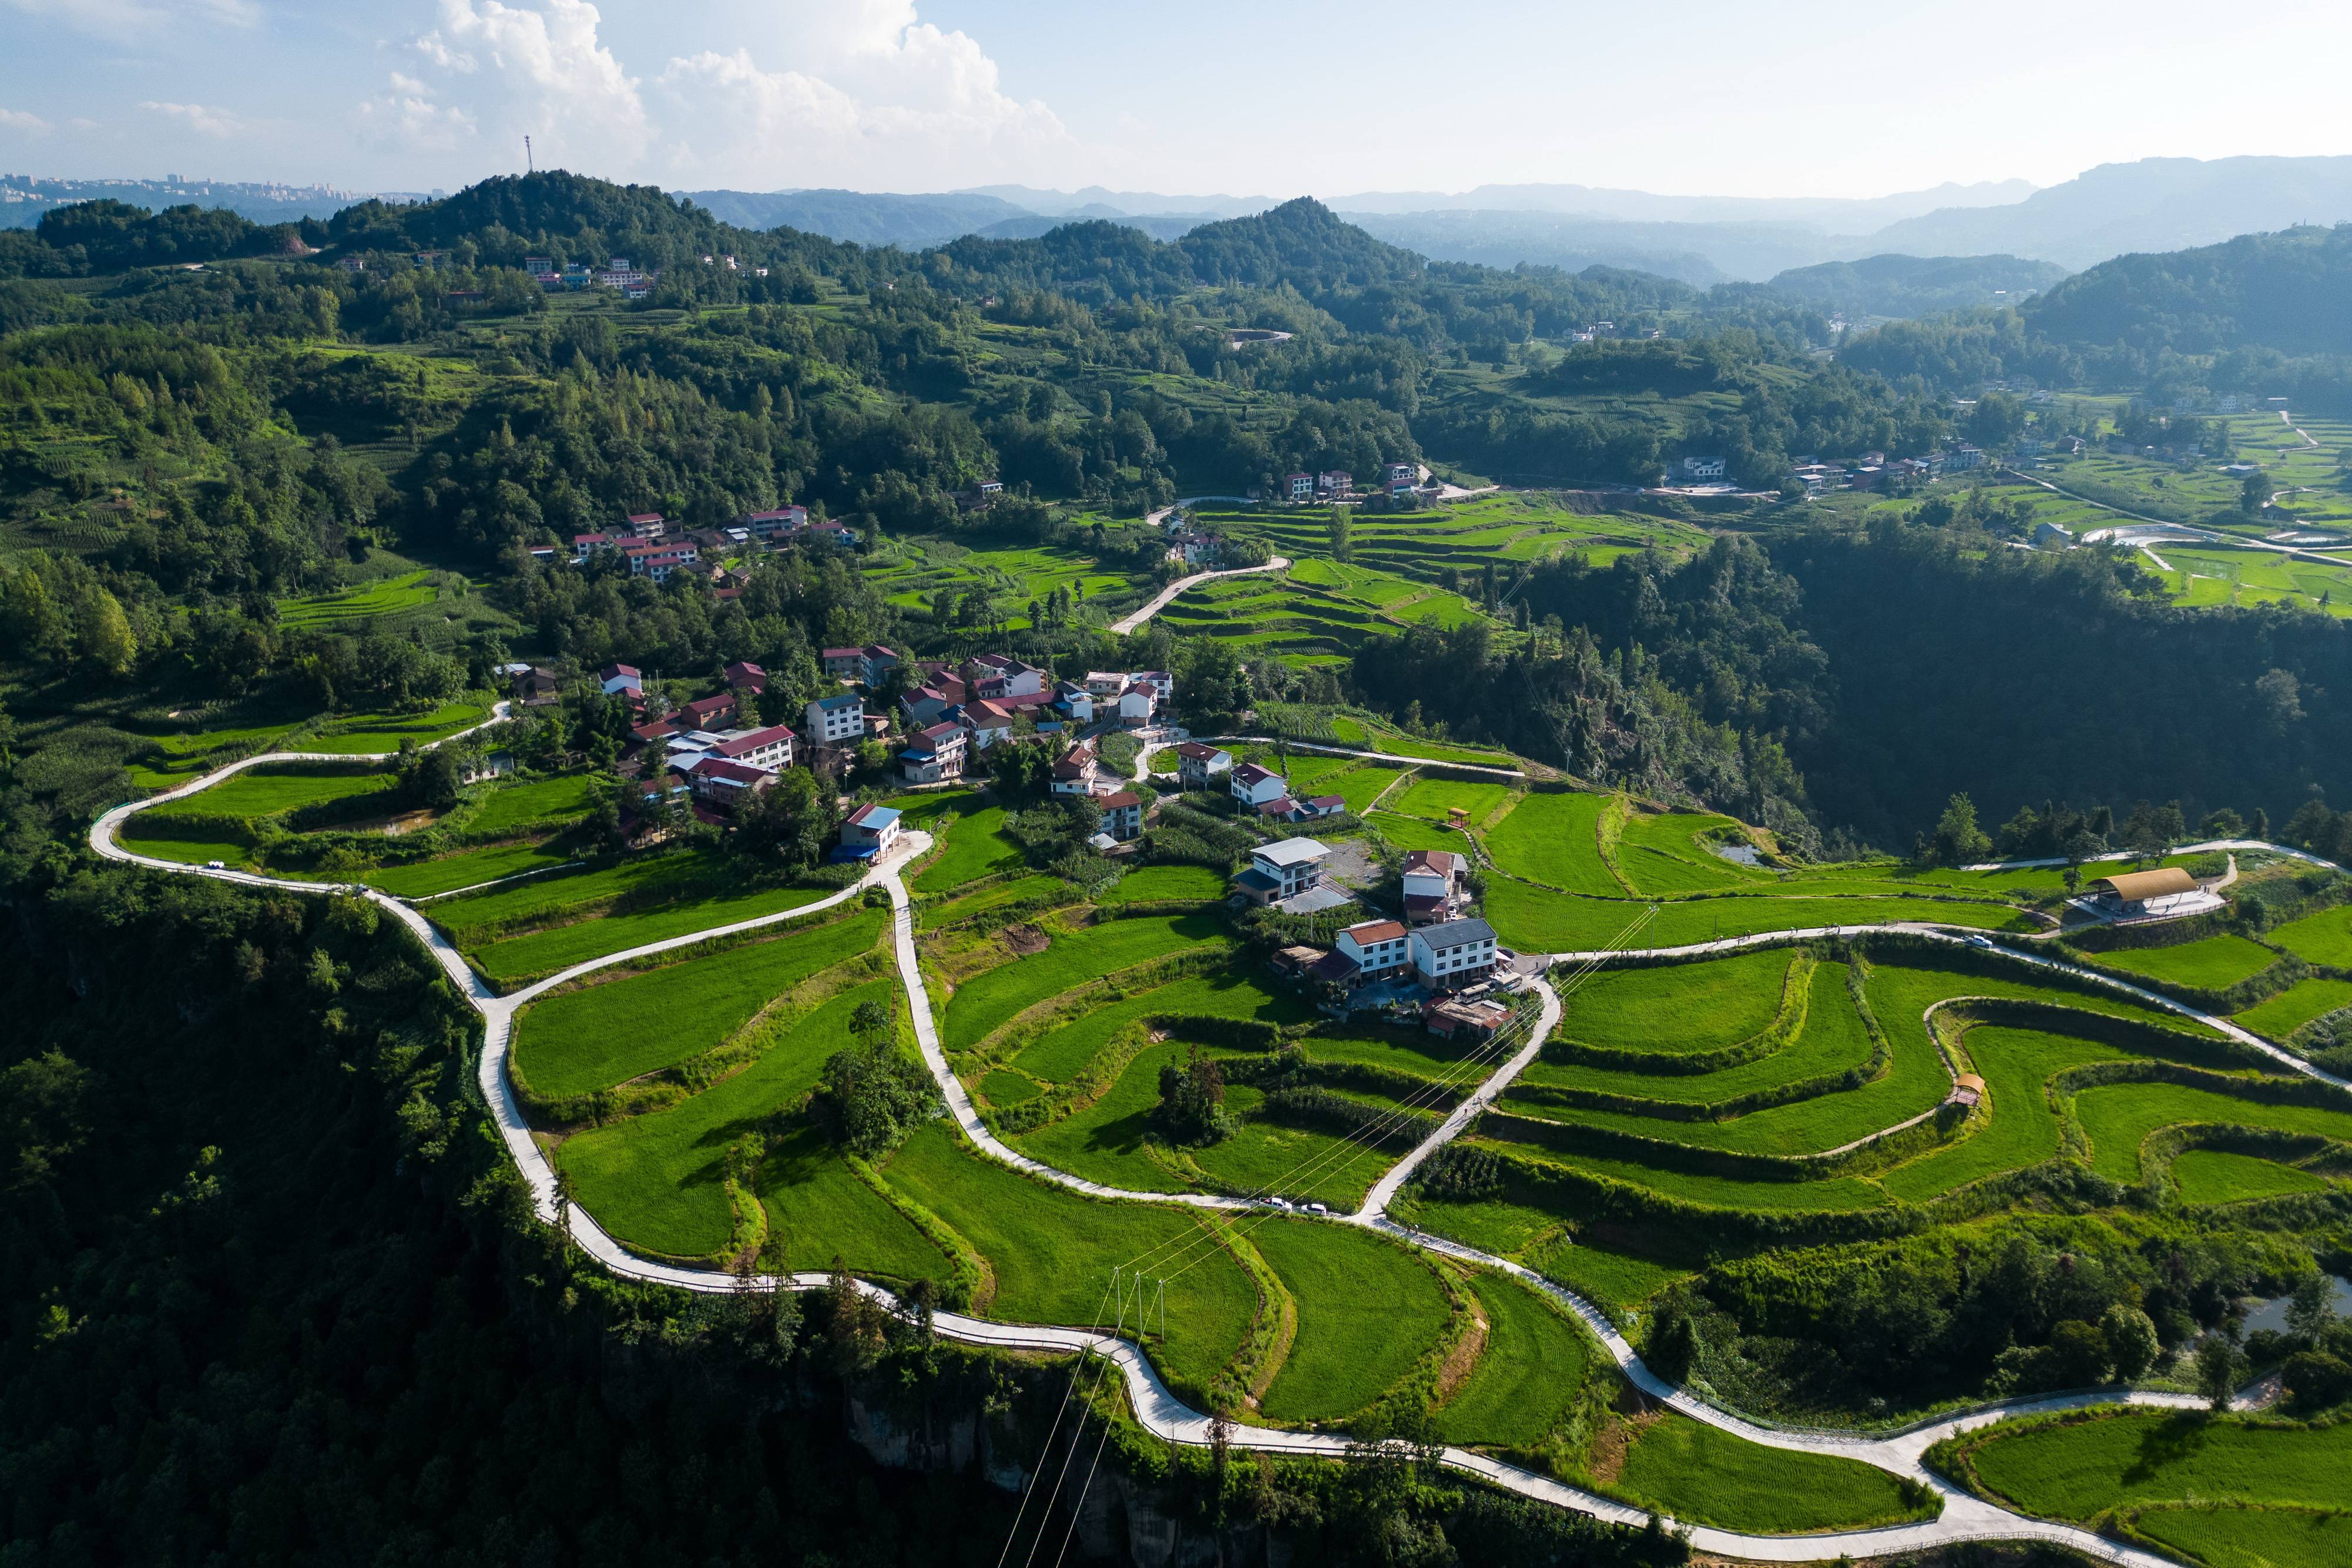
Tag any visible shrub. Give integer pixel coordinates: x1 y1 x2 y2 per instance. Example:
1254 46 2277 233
1153 1045 1234 1147
2283 1349 2352 1413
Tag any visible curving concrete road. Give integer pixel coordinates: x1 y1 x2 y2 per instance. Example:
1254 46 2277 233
1140 735 1529 782
1109 556 1293 636
92 736 2309 1565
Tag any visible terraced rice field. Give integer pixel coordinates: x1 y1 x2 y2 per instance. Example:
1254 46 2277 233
940 913 1227 1050
556 976 911 1261
1955 1408 2352 1523
1484 791 1623 895
145 763 395 821
2075 1080 2352 1183
513 911 887 1097
1431 1271 1595 1448
364 839 579 897
2269 904 2352 968
1251 1221 1455 1423
274 569 441 628
2168 1149 2329 1203
2235 978 2352 1040
1481 877 2035 952
2091 934 2281 991
1595 1411 1933 1533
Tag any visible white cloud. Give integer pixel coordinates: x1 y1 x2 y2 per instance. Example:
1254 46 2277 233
4 0 256 36
0 106 53 133
378 0 1091 190
355 73 478 153
405 0 648 171
139 99 243 137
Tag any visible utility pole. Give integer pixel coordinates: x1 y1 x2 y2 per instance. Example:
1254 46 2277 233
524 135 534 173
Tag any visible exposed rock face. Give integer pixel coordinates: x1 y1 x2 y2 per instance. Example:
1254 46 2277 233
844 1395 1284 1567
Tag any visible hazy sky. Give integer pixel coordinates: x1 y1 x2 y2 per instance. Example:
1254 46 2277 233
3 0 2349 199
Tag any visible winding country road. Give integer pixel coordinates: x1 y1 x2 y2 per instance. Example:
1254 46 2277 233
1108 556 1293 636
91 726 2341 1565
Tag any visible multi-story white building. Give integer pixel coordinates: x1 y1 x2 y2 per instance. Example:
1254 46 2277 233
805 694 865 746
1410 918 1499 991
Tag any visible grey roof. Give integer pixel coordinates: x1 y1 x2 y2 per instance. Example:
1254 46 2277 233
1232 868 1281 893
1253 837 1330 868
1417 917 1497 949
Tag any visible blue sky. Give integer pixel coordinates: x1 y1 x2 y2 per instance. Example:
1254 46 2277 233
2 0 2348 199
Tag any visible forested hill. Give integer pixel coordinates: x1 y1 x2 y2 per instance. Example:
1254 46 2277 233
2021 223 2352 357
1765 253 2070 318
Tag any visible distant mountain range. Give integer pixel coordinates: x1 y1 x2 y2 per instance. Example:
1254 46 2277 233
686 158 2352 290
20 156 2352 308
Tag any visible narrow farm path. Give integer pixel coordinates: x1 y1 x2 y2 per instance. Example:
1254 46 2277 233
92 732 2313 1567
1108 555 1293 635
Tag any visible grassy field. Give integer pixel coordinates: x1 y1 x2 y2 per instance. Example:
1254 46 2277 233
556 978 902 1260
2075 1080 2352 1183
1878 1025 2133 1200
1517 961 1868 1106
878 1123 1257 1397
1005 972 1305 1084
1612 809 1767 897
2236 978 2352 1040
465 773 598 836
148 764 394 820
1599 1411 1932 1533
513 911 886 1098
2169 1149 2330 1203
941 914 1226 1051
1484 793 1623 895
1961 1409 2352 1522
2135 1505 2352 1568
1252 1221 1454 1423
1482 878 2034 952
757 1124 958 1282
2093 934 2281 991
2270 904 2352 968
911 804 1024 894
1367 811 1472 856
1100 864 1227 904
1553 951 1793 1055
1390 775 1514 826
1431 1271 1593 1448
469 882 840 985
365 839 579 898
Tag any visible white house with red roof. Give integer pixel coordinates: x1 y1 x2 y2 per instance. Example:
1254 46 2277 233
679 755 774 811
1051 742 1102 797
1230 762 1289 808
743 505 807 540
623 512 665 539
1402 849 1469 925
599 663 643 696
901 722 967 784
1175 743 1233 787
1333 918 1412 985
1099 790 1143 840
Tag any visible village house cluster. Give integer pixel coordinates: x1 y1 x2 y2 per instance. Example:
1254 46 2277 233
1257 461 1426 505
545 506 858 585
